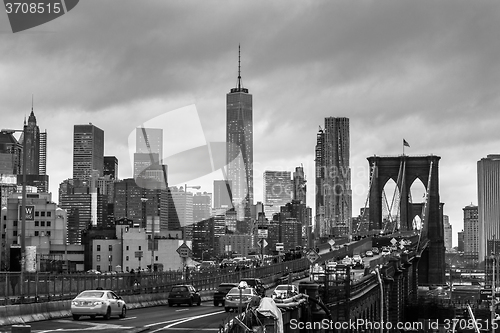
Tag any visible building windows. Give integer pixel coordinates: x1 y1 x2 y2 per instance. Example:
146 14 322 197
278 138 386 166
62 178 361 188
40 221 45 227
97 265 101 271
97 255 101 262
35 231 39 236
13 220 18 227
13 231 17 236
138 246 141 250
35 211 39 217
109 245 113 251
47 212 51 217
126 256 129 261
97 245 101 251
47 221 51 227
41 212 45 217
126 246 129 251
46 231 50 236
155 256 158 261
35 221 39 226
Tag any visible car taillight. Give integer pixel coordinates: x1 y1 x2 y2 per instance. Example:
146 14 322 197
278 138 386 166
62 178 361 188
93 301 104 305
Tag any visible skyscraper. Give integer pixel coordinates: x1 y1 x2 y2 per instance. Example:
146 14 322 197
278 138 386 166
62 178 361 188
463 204 478 265
59 178 107 244
293 166 306 204
0 132 22 175
478 155 500 262
315 117 352 238
103 156 118 180
73 124 104 182
226 46 253 219
134 128 163 180
213 180 233 209
263 171 292 218
17 107 49 192
113 178 161 228
443 215 452 251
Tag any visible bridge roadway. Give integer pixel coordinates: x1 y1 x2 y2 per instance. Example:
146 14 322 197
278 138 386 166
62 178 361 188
0 233 426 332
0 284 290 333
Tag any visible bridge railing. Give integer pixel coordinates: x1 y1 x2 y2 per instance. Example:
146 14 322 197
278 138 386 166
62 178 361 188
0 257 310 304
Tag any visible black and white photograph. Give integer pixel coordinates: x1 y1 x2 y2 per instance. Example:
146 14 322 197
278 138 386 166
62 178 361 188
1 1 500 332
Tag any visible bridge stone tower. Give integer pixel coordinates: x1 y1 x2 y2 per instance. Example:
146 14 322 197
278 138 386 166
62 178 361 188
367 155 445 285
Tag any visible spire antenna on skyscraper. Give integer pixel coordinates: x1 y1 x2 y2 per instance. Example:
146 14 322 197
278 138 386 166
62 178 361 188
31 94 33 112
237 44 242 90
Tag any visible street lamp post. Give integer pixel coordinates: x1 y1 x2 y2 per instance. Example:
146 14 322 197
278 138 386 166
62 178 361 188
491 253 497 333
2 127 27 298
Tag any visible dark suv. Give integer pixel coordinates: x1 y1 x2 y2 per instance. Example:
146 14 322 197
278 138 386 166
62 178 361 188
213 282 239 306
239 278 266 297
168 285 201 307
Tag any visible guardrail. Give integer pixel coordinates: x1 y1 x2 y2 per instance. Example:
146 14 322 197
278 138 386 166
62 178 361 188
0 257 309 305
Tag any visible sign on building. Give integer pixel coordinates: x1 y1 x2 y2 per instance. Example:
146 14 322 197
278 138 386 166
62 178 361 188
25 246 37 272
19 205 35 221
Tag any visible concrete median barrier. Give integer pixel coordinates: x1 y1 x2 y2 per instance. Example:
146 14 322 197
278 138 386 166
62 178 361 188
0 305 8 326
0 289 217 327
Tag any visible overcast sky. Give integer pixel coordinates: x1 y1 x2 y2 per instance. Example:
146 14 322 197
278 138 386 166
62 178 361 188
2 0 500 246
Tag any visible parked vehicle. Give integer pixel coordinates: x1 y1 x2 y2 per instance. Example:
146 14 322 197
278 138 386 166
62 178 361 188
224 287 261 312
342 256 353 266
272 284 299 299
168 285 201 307
372 247 379 255
365 250 374 257
352 254 363 268
71 289 126 320
213 282 239 306
381 248 391 256
239 278 266 297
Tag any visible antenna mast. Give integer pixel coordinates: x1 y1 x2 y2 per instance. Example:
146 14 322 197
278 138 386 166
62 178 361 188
237 44 242 90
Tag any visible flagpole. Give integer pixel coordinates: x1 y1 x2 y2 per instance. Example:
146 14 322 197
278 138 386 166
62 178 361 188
403 140 405 156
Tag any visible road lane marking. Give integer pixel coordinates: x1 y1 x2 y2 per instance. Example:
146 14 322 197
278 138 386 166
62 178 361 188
145 309 225 330
119 316 136 320
144 318 186 327
175 309 189 312
164 311 224 329
162 329 219 331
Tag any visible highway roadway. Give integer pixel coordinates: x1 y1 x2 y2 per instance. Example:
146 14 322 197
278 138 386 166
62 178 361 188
0 286 284 333
0 256 383 333
0 302 239 333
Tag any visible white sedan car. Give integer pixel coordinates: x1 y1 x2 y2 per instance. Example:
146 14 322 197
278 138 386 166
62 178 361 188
272 284 299 299
71 289 127 320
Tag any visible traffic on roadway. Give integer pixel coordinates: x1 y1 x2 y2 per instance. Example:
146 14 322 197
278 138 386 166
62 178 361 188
0 275 308 333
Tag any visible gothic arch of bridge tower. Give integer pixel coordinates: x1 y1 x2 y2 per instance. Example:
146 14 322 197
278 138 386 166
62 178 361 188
365 155 445 285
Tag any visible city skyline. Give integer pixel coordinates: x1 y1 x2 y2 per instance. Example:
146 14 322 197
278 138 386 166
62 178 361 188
2 1 500 246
